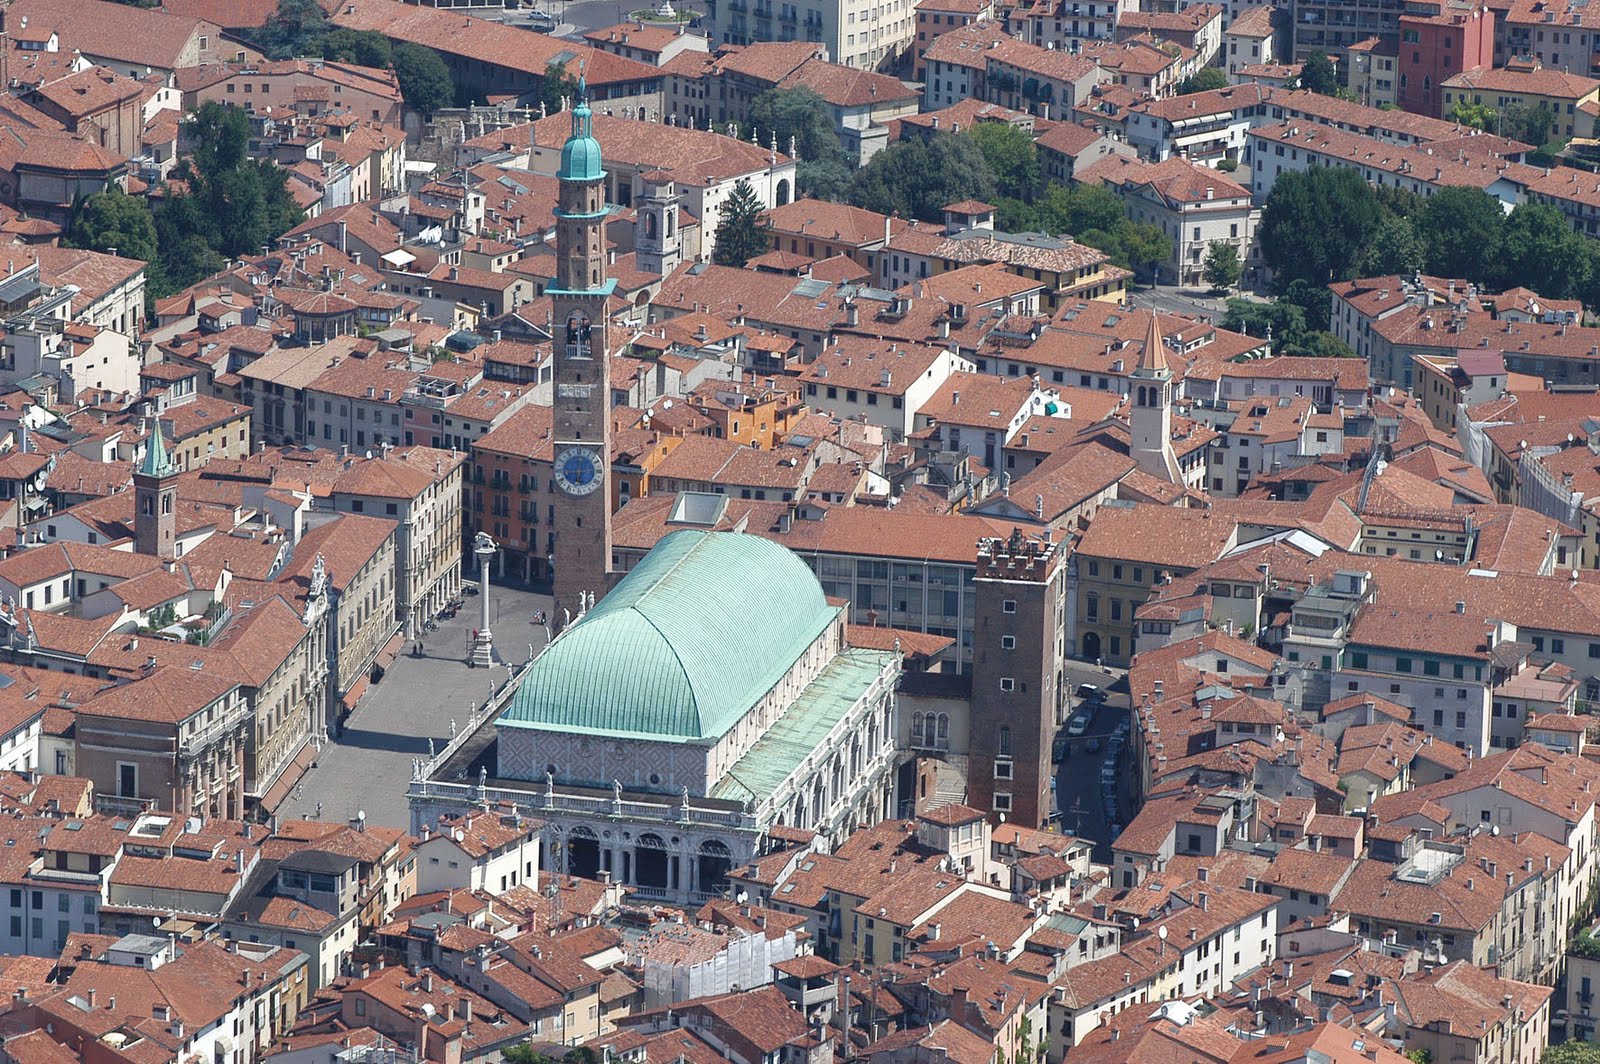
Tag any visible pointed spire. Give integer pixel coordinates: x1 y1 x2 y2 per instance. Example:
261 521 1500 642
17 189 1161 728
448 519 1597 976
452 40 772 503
139 417 174 479
1139 311 1169 374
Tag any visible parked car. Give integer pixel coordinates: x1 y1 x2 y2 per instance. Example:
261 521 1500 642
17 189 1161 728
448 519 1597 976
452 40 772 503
1068 714 1091 737
1086 738 1102 754
1052 736 1069 762
1077 683 1106 703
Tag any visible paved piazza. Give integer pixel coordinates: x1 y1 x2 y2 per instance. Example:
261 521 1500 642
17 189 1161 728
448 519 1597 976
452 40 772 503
278 581 553 830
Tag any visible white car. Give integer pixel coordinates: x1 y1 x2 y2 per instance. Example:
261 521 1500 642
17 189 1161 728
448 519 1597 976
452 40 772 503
1068 715 1091 737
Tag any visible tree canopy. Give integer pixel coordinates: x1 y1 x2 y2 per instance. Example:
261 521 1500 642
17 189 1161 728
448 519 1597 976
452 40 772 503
1221 297 1353 357
748 87 852 201
64 190 164 289
1259 167 1383 288
1497 202 1593 301
846 133 996 222
967 122 1041 202
1202 241 1241 292
1415 186 1504 283
1177 67 1228 95
1299 50 1339 95
393 42 455 116
1543 1043 1600 1064
1359 214 1424 277
712 179 771 267
68 101 302 308
248 0 456 113
540 61 583 119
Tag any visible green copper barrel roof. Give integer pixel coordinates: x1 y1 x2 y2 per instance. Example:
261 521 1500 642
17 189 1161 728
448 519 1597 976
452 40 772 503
500 530 838 742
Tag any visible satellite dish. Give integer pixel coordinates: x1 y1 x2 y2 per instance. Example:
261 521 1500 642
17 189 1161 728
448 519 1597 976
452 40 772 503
1158 926 1168 941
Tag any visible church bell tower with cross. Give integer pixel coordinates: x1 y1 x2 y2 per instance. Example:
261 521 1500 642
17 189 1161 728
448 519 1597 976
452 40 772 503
549 80 615 621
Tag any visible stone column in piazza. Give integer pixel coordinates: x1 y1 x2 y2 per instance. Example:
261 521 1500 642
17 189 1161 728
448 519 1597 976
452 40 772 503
469 531 498 668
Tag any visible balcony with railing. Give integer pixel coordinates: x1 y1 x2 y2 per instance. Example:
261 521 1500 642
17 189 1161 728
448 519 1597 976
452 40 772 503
181 700 250 758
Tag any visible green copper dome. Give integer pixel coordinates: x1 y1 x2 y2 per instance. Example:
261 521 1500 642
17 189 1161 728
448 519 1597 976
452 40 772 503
499 530 838 742
558 77 606 184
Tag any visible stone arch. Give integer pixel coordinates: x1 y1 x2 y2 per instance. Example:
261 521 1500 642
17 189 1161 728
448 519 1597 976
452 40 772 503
636 832 669 890
568 825 600 880
698 839 733 894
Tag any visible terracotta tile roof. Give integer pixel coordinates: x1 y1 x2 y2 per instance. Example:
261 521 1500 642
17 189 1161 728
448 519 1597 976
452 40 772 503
428 810 539 859
922 21 1016 71
29 67 144 118
767 199 894 248
1444 63 1599 99
9 0 214 72
500 113 789 186
76 666 238 725
330 0 657 88
1078 503 1237 569
778 57 918 106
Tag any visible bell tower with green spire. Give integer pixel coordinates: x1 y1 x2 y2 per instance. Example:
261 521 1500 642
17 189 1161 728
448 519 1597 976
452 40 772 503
549 79 615 620
134 416 177 559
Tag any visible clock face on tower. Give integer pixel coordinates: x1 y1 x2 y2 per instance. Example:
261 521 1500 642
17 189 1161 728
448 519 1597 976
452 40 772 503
555 446 604 497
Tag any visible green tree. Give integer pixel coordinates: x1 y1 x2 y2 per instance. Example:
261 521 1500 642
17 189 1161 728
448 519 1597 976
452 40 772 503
1415 185 1504 283
148 102 302 296
847 133 996 222
1177 67 1228 95
64 190 161 267
1448 99 1497 131
1543 1043 1600 1064
1504 100 1557 146
1404 1050 1432 1064
1300 50 1339 95
66 190 171 306
1498 201 1592 299
541 61 583 119
712 179 771 267
320 28 393 68
501 1047 555 1064
1375 184 1426 220
748 87 851 200
1279 277 1333 330
1259 167 1382 288
967 122 1040 202
252 0 330 58
1287 330 1357 358
1111 221 1173 278
1359 214 1425 277
393 41 455 116
1223 297 1306 352
186 101 251 179
1202 240 1241 292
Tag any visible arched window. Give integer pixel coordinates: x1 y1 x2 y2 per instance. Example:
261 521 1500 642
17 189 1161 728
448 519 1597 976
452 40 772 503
937 713 949 740
913 711 925 745
645 212 658 241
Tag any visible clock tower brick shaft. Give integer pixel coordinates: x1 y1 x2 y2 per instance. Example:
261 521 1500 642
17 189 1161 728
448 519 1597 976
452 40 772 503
549 82 614 622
